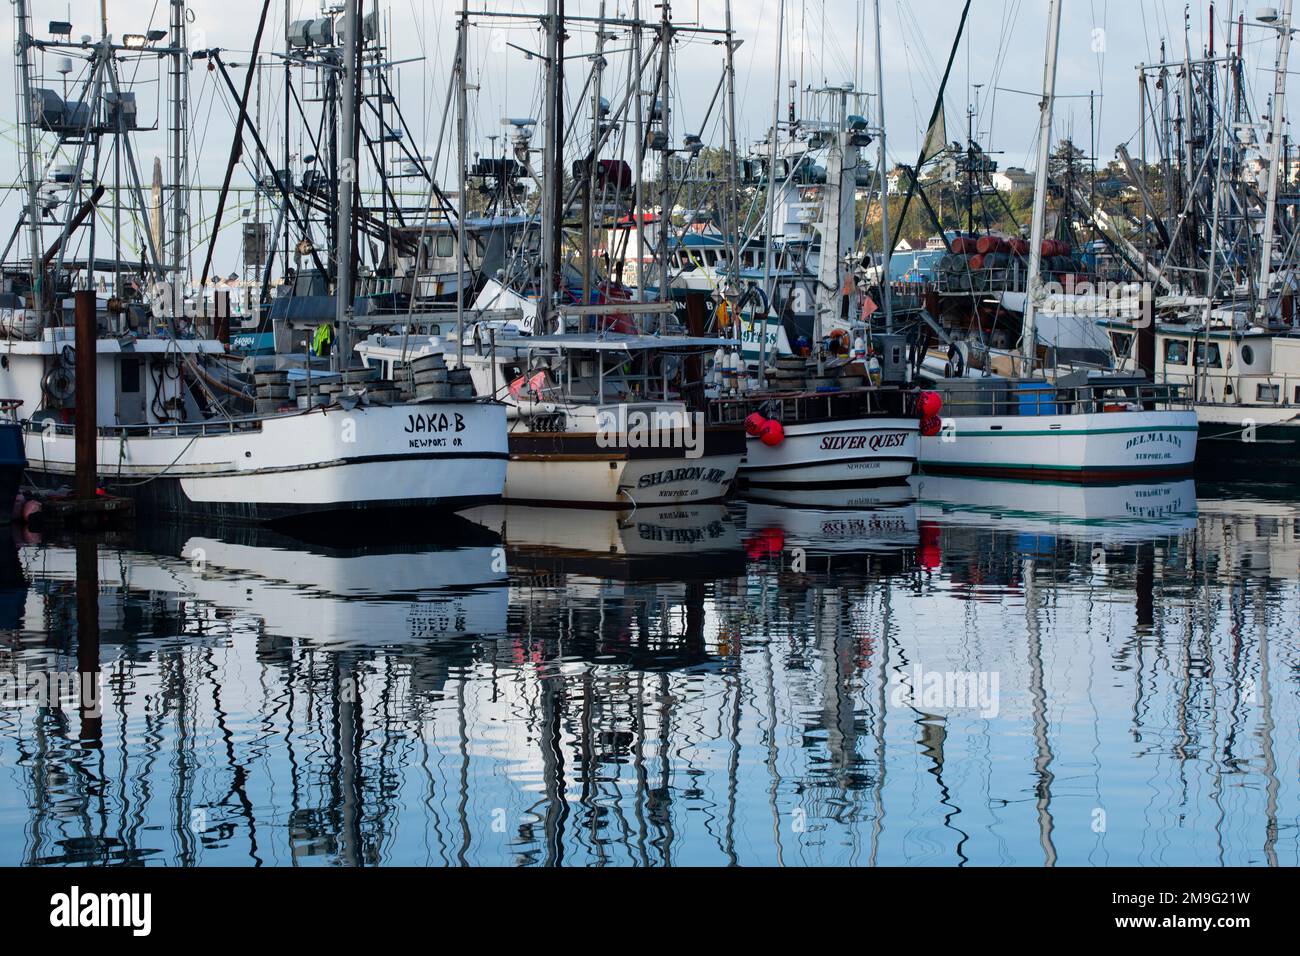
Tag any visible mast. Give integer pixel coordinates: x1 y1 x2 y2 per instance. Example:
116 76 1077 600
539 0 561 332
723 0 741 333
283 0 292 294
14 0 44 311
1257 0 1293 310
455 0 469 365
631 0 645 305
1020 0 1063 378
334 0 360 372
552 0 567 331
760 0 787 383
1202 0 1233 402
813 85 854 376
169 0 188 277
873 0 892 332
657 0 673 329
583 1 608 315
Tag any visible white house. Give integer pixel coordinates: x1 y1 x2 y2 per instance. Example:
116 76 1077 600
991 166 1034 192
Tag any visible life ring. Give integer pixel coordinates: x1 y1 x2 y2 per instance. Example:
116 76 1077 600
43 366 75 403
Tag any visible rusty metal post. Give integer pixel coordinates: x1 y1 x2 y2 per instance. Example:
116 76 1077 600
74 289 97 500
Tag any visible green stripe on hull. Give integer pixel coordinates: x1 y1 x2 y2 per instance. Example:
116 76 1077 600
920 461 1183 472
941 425 1200 438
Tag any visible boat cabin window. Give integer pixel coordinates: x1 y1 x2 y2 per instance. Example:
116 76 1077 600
1164 340 1189 365
435 235 455 259
1257 383 1280 403
1240 345 1255 366
1110 331 1133 358
1193 342 1222 368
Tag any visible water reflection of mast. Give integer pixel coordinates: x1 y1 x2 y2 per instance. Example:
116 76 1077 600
869 579 892 866
334 660 363 867
540 665 568 866
723 668 741 866
1258 622 1279 866
762 619 785 866
654 671 676 865
205 643 261 864
448 669 469 865
1024 554 1057 866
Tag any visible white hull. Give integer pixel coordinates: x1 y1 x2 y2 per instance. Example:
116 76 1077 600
739 417 918 486
504 449 743 506
26 401 508 519
919 409 1198 481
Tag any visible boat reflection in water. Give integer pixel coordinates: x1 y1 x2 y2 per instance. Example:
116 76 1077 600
741 484 918 566
0 482 1295 866
910 474 1199 542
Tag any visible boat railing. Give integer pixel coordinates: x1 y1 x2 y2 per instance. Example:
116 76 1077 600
706 387 915 424
25 417 267 439
1182 371 1300 408
934 380 1194 417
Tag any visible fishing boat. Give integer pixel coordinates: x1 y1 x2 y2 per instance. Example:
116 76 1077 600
913 0 1197 481
348 1 755 507
3 2 508 521
358 328 746 506
1068 9 1300 474
710 346 921 488
1102 317 1300 471
717 82 921 489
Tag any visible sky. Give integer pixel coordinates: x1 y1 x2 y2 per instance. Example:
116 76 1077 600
0 1 1293 273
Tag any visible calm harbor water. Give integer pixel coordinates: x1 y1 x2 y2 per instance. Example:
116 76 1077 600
0 478 1295 867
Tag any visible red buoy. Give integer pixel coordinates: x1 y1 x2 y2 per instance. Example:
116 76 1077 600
918 390 943 417
920 415 943 437
744 412 768 437
759 419 785 446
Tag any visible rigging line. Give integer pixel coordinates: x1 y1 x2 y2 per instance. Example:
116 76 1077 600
894 1 924 146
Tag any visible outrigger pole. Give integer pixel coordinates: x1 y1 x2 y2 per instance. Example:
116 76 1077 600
887 0 972 256
200 0 274 287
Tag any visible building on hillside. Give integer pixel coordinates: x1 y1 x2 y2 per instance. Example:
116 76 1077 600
991 166 1034 192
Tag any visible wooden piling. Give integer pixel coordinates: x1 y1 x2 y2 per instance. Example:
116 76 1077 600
73 290 97 501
